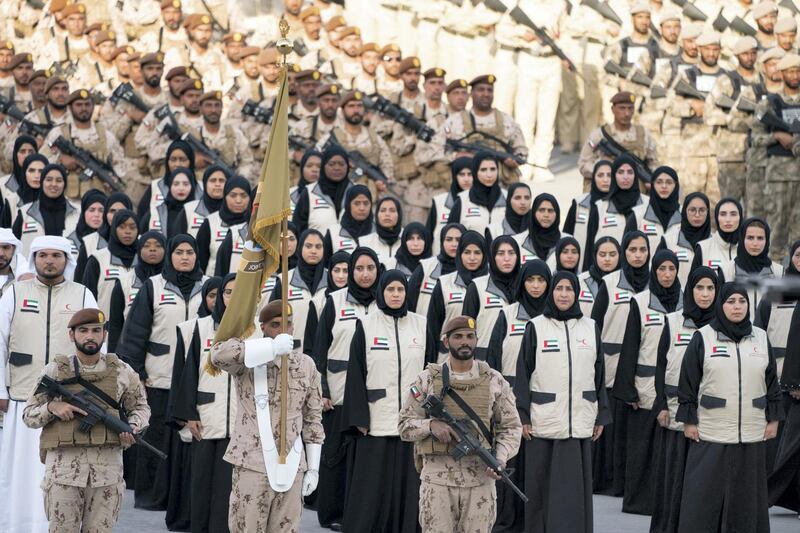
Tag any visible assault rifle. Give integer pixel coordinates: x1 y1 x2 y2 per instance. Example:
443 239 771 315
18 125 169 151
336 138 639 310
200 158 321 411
241 99 275 125
36 374 167 460
590 126 653 183
417 389 528 503
322 132 389 185
364 94 435 142
49 60 78 79
157 120 237 177
483 0 579 73
673 79 707 100
445 138 528 166
603 60 655 89
50 136 124 191
108 82 150 114
729 16 757 37
756 107 800 134
671 0 707 22
781 0 800 16
581 0 623 25
0 94 52 137
288 135 312 153
714 94 756 113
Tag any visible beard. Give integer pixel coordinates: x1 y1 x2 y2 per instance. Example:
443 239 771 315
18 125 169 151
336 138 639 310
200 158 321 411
449 343 474 361
344 113 363 125
145 75 161 88
75 339 101 356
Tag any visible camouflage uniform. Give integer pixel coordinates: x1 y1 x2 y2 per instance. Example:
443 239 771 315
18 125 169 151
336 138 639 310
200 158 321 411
210 339 324 533
577 122 658 190
399 360 522 533
316 126 395 200
22 353 150 533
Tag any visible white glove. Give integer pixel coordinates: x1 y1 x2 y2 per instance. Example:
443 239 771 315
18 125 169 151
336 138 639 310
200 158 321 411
302 442 322 496
244 240 263 252
273 333 294 356
302 470 319 497
244 337 277 368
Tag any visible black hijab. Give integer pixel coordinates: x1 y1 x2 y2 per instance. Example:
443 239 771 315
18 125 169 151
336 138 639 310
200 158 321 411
516 259 551 317
11 135 36 186
528 193 561 259
280 221 299 273
101 192 134 240
609 155 641 216
711 282 752 342
38 163 68 236
395 222 432 273
75 189 107 238
589 236 621 283
162 234 204 298
555 236 581 274
543 271 583 321
590 159 613 203
437 223 465 275
326 251 351 296
218 176 251 225
164 167 197 237
622 230 650 293
450 156 472 198
467 151 502 209
198 276 223 318
135 230 167 281
298 149 322 191
212 273 235 323
107 209 138 267
714 197 743 245
297 229 326 293
18 153 48 205
201 165 228 213
162 139 195 179
376 269 408 318
683 266 719 328
649 166 680 230
375 196 403 246
680 192 711 248
786 240 800 277
318 145 351 217
347 247 381 307
489 235 520 302
734 217 772 273
455 230 488 285
649 249 681 312
504 183 531 234
340 184 373 238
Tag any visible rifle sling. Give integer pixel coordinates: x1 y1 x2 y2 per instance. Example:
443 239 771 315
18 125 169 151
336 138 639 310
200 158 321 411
441 363 494 446
57 356 123 413
198 0 230 33
461 112 514 154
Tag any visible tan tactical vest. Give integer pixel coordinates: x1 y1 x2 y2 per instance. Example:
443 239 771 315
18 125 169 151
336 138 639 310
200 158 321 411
7 279 86 400
605 124 647 160
58 123 110 199
527 315 599 439
416 361 493 455
695 325 770 444
40 354 122 455
325 288 374 405
458 110 519 183
362 310 427 436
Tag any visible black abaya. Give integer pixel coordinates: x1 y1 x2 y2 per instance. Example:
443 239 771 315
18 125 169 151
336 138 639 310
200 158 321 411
316 408 349 528
769 398 800 512
190 439 233 533
620 406 658 515
592 392 626 497
649 427 689 533
134 387 171 511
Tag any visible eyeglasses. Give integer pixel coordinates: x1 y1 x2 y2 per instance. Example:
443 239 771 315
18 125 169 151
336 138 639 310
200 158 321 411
382 56 401 62
686 207 708 215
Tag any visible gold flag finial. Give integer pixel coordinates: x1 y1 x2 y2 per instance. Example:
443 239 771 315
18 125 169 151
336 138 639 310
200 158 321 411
276 17 293 60
279 16 289 39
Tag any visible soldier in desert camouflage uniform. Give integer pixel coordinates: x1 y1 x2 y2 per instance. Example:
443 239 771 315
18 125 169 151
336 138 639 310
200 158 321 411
210 300 324 533
22 308 150 533
399 316 521 533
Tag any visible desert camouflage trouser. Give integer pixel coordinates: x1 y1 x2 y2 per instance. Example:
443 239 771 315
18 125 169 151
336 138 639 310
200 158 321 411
228 466 303 533
419 480 496 533
43 479 124 533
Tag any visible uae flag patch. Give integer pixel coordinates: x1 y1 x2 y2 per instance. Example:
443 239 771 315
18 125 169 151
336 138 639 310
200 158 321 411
711 345 729 356
190 216 205 229
707 259 722 270
602 215 618 228
104 267 120 280
313 198 329 208
214 229 229 242
521 254 536 264
465 207 481 217
20 298 39 313
203 338 213 354
510 322 527 336
422 280 436 293
338 238 355 250
542 339 560 353
448 291 464 304
675 249 689 262
340 308 357 320
644 313 664 326
262 278 276 293
128 288 139 304
22 221 38 233
440 211 450 223
150 219 162 230
614 290 631 304
642 223 658 235
233 239 245 252
579 290 594 303
371 337 390 350
287 287 304 301
485 294 503 308
576 212 587 224
675 333 692 346
159 292 177 305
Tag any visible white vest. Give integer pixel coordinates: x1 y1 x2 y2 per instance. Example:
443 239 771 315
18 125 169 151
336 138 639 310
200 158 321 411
593 194 647 245
431 191 455 256
764 302 796 380
182 199 213 238
577 271 600 318
662 231 695 288
486 218 517 242
226 223 248 275
455 189 505 233
696 232 737 274
325 288 374 405
358 232 401 263
327 223 358 254
362 310 427 436
280 268 328 351
202 212 234 277
18 200 81 258
513 230 562 271
7 279 87 400
720 260 783 321
194 316 238 440
631 290 680 410
499 302 532 379
92 247 136 318
470 275 510 358
143 274 205 389
307 182 347 232
695 325 770 444
599 270 636 388
571 193 592 268
527 315 599 439
630 202 681 253
414 257 443 317
663 312 698 432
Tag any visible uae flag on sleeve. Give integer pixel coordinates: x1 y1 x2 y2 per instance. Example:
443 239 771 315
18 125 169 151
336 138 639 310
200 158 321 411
207 62 292 374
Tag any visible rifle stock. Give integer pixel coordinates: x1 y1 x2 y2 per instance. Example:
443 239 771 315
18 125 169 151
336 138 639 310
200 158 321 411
674 79 706 100
591 135 653 183
580 0 623 26
730 16 757 37
51 136 124 191
364 94 435 142
757 108 800 134
445 138 527 165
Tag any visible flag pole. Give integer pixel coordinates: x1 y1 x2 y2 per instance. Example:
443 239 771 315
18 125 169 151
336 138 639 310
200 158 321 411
277 16 292 465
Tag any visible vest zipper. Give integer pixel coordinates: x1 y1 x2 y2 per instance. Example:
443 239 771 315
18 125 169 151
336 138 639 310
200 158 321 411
394 318 402 413
564 322 573 438
736 343 742 444
45 284 53 363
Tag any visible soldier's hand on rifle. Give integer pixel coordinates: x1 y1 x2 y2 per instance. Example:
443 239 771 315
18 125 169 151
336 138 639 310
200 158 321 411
774 131 795 150
47 400 88 421
120 432 136 447
503 157 519 169
186 420 203 441
34 136 44 149
522 30 538 43
689 99 705 118
486 460 506 480
59 153 79 171
521 424 533 440
430 419 460 443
